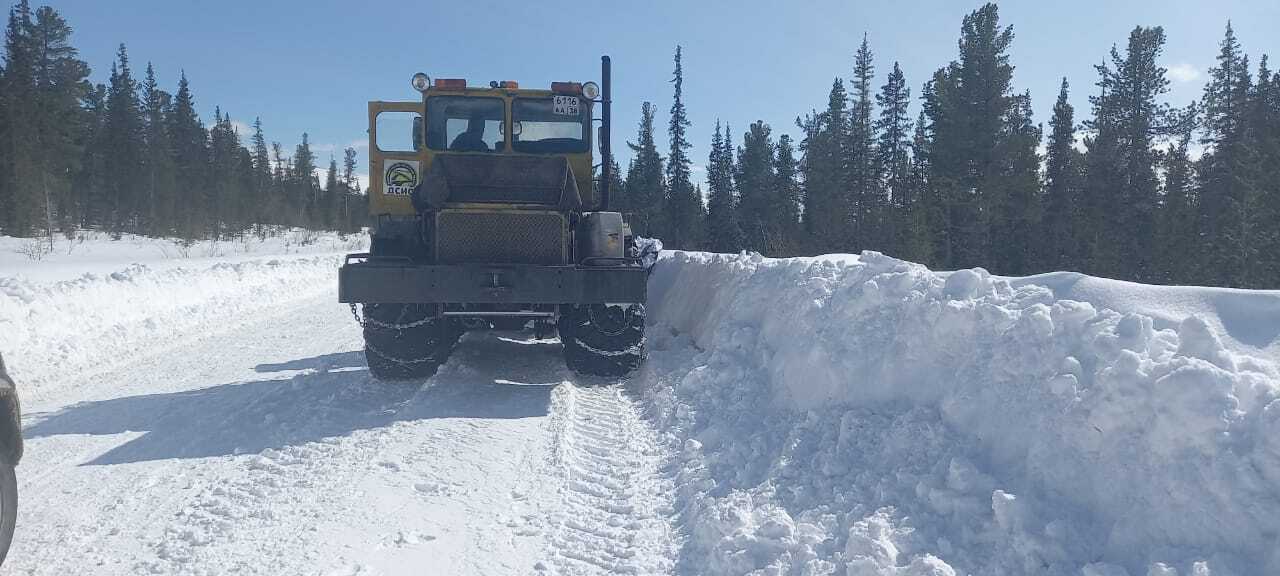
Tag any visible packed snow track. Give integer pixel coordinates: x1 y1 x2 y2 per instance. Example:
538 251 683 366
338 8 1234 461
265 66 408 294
9 293 677 575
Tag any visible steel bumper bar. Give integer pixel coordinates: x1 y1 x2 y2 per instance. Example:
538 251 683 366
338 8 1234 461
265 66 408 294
337 254 647 304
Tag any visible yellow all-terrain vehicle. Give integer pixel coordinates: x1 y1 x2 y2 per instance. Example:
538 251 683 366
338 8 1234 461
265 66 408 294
339 57 650 380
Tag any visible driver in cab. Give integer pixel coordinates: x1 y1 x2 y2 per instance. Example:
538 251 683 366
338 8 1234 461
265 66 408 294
449 112 489 152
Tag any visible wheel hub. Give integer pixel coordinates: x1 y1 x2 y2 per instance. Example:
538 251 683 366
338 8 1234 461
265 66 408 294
587 304 635 336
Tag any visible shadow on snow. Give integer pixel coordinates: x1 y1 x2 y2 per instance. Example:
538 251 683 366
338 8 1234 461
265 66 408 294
24 333 570 465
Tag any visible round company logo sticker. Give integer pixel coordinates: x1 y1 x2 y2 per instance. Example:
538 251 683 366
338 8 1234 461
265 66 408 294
384 161 419 195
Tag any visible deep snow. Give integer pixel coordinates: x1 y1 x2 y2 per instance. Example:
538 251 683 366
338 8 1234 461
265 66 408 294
1 229 364 403
3 235 1279 575
642 250 1280 576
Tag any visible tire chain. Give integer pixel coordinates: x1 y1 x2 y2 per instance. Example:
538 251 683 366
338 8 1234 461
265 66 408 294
349 303 442 367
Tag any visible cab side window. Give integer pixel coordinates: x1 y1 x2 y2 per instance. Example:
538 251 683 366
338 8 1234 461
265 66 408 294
374 111 422 153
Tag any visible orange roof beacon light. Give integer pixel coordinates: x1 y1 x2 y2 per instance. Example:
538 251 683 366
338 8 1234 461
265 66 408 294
550 81 583 95
433 78 466 90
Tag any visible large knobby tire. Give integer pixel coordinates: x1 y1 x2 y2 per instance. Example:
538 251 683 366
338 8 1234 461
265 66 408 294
558 304 645 377
361 304 462 381
0 463 15 566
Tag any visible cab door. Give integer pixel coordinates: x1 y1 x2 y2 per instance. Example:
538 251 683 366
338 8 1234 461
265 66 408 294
368 101 426 218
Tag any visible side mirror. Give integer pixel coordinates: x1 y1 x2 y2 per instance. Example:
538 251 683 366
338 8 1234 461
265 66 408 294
412 116 424 151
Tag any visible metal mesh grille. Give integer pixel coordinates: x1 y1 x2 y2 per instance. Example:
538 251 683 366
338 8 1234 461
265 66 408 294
435 211 567 265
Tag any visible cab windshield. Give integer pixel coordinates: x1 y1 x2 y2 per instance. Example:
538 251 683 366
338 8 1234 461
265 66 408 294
425 96 505 152
512 97 589 154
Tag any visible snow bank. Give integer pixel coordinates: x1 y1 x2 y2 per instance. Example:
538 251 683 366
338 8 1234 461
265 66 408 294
0 233 361 402
0 228 365 283
1007 272 1280 362
642 251 1280 576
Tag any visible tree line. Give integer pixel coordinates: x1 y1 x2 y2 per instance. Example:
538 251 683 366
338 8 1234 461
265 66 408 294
0 1 366 245
615 4 1280 289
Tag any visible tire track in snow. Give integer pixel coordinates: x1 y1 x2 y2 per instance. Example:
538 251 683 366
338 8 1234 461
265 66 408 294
13 284 680 574
11 294 361 574
545 383 676 575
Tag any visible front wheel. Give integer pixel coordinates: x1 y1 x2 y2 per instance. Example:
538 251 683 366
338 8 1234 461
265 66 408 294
360 304 462 381
558 304 645 377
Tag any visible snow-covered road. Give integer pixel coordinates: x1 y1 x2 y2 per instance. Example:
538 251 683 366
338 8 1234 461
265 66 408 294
6 235 1280 575
11 292 676 575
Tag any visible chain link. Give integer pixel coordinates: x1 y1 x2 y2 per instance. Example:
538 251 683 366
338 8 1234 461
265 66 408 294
349 303 445 368
349 303 437 332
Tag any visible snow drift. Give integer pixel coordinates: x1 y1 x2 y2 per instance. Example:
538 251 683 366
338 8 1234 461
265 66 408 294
1 254 347 402
642 251 1280 576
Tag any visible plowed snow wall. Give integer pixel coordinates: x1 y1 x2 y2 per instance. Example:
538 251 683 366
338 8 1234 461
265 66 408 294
647 250 1280 575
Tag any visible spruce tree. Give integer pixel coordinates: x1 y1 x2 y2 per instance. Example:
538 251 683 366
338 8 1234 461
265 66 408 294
323 156 339 229
662 46 704 249
848 34 880 250
1156 105 1201 283
207 110 242 236
103 43 145 235
801 79 849 253
168 71 207 239
27 6 88 239
704 120 742 252
1083 26 1174 281
735 121 775 253
75 82 108 229
1250 58 1280 286
293 132 317 226
1042 79 1082 271
623 102 664 238
340 145 361 232
1199 22 1260 286
988 91 1043 275
250 117 273 228
796 110 821 254
902 109 935 264
141 62 175 234
875 62 911 257
926 3 1019 270
0 0 39 235
770 133 802 255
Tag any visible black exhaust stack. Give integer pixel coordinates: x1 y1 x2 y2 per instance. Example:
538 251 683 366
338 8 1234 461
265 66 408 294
600 55 612 211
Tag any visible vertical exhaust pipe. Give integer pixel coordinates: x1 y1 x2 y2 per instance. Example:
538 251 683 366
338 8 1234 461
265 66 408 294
600 55 612 211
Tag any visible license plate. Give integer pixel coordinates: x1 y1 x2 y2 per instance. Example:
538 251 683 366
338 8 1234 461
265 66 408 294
553 95 579 116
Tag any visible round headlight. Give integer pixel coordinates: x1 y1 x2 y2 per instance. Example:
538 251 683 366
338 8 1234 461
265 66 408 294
411 72 431 92
582 81 600 100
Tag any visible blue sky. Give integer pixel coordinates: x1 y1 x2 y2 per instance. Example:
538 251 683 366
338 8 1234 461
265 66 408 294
50 0 1280 188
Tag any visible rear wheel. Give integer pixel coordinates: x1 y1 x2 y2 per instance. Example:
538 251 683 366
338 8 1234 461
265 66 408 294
558 304 645 377
361 304 462 381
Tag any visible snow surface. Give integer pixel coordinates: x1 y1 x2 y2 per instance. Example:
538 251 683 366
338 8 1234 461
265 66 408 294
0 228 366 283
3 236 1279 575
1008 272 1280 361
642 250 1280 576
1 229 366 403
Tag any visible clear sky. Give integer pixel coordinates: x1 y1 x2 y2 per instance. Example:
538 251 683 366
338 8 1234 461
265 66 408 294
49 0 1280 188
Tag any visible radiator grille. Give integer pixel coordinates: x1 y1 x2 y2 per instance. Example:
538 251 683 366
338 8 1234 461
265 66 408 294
435 211 567 265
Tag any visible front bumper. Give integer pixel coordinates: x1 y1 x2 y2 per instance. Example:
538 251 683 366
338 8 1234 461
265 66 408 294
338 254 647 305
